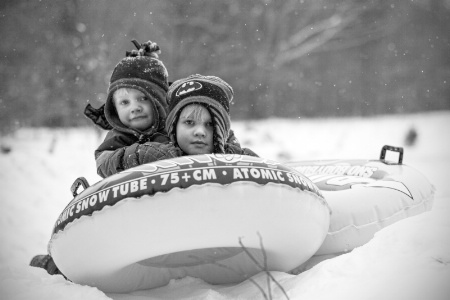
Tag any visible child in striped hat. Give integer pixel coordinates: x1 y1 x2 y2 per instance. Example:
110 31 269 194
165 74 258 156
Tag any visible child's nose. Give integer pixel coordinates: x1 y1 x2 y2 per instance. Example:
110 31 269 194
131 103 142 113
194 126 206 137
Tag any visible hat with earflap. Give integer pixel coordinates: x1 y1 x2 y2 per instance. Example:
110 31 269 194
165 74 234 153
104 40 169 135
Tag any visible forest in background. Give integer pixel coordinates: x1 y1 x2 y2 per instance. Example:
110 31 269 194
1 0 449 133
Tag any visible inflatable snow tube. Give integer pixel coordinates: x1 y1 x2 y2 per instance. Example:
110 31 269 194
286 146 435 272
49 154 330 293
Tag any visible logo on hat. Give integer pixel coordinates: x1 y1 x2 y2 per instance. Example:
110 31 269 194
176 81 202 97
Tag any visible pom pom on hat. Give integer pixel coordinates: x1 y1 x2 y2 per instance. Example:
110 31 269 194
165 74 234 153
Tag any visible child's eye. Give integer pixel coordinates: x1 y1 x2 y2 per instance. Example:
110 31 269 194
206 122 214 127
120 100 129 106
139 96 149 102
185 120 194 125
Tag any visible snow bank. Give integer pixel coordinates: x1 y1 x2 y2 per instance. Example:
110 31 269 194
1 112 449 299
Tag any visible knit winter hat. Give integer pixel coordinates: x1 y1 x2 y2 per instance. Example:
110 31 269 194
105 40 169 134
165 74 234 153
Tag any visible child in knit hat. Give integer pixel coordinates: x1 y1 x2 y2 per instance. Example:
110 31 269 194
165 74 258 156
84 40 179 178
29 40 182 275
30 49 258 277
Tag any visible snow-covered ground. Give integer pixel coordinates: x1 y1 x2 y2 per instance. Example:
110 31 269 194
0 111 449 300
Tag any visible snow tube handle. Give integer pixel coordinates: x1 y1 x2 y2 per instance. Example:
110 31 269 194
71 177 90 197
380 145 403 165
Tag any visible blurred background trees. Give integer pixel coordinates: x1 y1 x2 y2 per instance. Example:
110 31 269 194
1 0 449 132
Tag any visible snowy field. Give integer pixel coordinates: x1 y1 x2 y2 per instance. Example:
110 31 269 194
0 111 449 300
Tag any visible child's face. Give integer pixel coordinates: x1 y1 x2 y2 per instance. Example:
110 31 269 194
113 88 154 131
176 104 214 155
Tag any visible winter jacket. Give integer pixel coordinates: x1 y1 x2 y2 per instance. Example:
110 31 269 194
94 129 181 178
222 131 259 157
224 142 259 157
85 103 181 178
93 128 257 178
85 104 257 178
